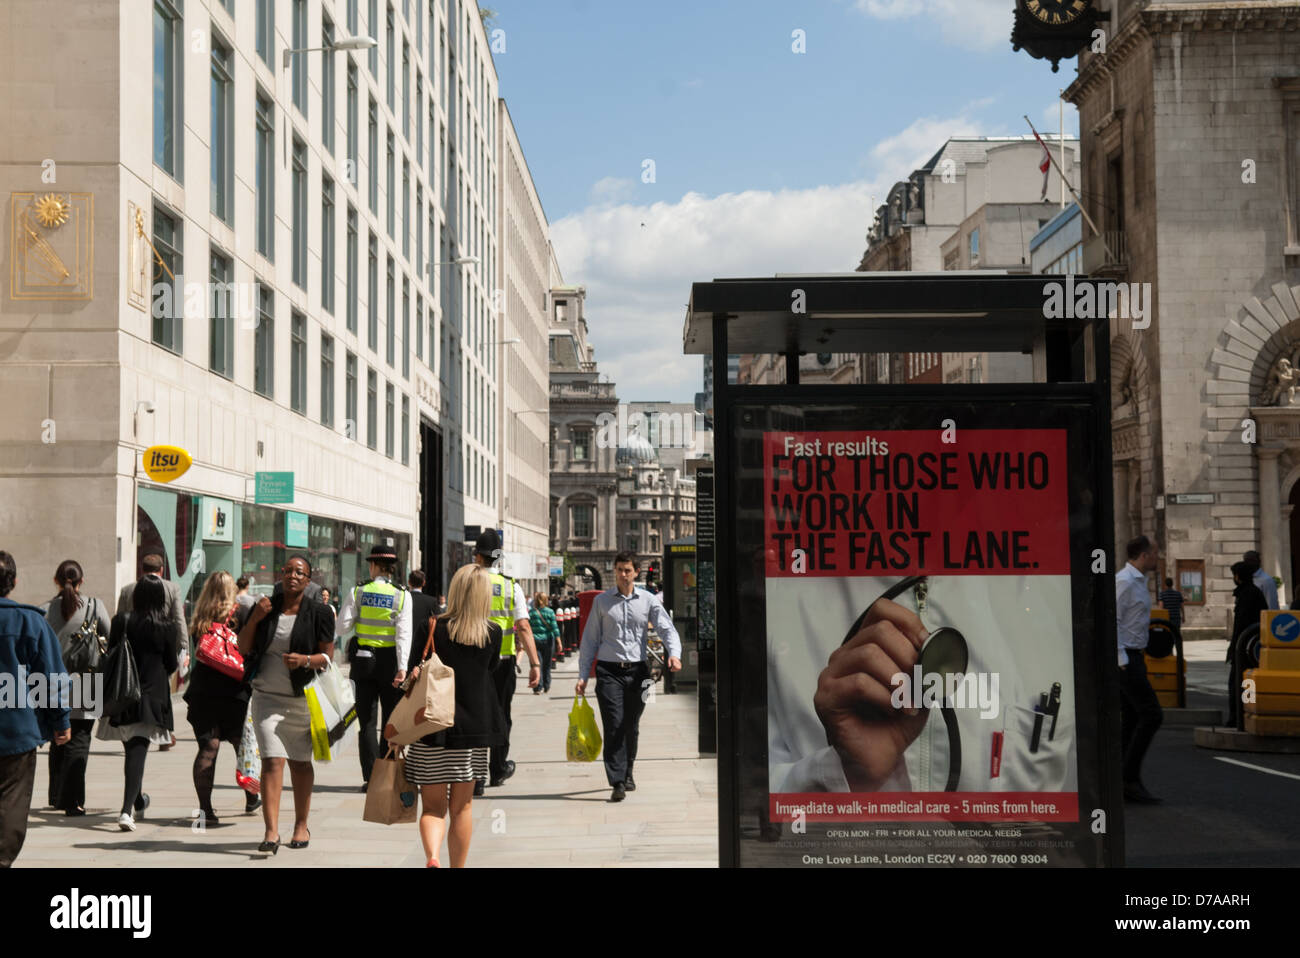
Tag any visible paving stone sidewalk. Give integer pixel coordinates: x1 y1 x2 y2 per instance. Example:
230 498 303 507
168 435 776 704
17 657 717 868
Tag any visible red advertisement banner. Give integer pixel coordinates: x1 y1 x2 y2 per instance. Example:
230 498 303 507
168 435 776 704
764 429 1070 577
769 791 1079 823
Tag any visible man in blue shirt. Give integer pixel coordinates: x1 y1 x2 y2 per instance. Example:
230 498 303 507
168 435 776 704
0 551 71 867
576 553 682 802
1116 535 1162 804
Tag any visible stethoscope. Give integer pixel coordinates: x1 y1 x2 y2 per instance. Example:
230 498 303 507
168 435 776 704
839 575 968 792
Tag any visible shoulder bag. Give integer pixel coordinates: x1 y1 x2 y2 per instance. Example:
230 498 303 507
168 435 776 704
383 617 455 745
102 613 142 718
196 617 245 680
62 598 107 674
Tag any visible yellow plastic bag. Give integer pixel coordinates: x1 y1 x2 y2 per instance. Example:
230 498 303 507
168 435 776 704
566 695 602 762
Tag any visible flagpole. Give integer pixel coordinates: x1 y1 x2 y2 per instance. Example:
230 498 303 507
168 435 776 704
1059 91 1066 210
1024 114 1113 263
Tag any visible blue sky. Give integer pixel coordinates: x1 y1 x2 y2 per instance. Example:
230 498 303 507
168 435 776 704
486 0 1081 402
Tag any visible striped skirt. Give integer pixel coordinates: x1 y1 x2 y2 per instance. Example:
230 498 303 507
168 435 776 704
405 743 489 785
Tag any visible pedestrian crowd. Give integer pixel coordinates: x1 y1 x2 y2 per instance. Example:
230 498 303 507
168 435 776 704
0 538 680 868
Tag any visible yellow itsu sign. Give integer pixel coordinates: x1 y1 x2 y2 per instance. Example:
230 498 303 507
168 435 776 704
142 445 192 483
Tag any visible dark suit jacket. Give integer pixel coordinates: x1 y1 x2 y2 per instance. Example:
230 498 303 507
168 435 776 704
409 590 439 659
243 594 335 698
117 577 187 655
405 619 506 749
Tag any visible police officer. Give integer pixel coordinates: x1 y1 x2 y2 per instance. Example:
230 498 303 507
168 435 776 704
471 531 540 792
336 544 411 791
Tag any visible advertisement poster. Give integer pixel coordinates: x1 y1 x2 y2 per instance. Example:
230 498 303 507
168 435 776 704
732 404 1111 867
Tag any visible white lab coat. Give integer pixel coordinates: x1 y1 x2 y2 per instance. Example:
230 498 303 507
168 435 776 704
767 575 1077 794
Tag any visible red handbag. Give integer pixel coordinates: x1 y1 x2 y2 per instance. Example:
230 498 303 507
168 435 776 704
196 621 245 680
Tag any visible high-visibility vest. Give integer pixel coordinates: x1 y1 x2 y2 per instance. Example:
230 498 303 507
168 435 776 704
354 579 405 648
490 572 518 657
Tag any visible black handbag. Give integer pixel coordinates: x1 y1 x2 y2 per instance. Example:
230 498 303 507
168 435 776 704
61 598 106 674
102 615 143 718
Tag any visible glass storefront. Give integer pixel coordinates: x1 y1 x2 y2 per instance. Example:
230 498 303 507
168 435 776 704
135 483 411 621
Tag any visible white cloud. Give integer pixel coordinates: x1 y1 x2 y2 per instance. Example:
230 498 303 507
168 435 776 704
854 0 1010 52
553 111 995 402
588 176 638 206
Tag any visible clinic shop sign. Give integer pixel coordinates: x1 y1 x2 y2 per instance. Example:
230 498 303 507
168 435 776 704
722 402 1115 868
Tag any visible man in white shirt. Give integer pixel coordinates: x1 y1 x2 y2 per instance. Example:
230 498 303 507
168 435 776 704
1115 535 1162 804
1243 550 1279 610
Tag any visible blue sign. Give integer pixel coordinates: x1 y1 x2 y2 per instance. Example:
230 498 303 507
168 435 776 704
1270 612 1300 643
286 511 309 548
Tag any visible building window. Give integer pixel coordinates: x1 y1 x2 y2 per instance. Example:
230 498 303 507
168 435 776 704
153 0 184 181
401 394 410 465
345 351 358 439
368 0 378 77
385 381 395 458
402 41 410 140
415 185 423 279
366 368 378 449
415 293 424 365
415 73 424 172
322 177 336 314
321 334 335 428
290 312 307 415
254 283 274 398
291 0 307 115
346 205 358 332
291 138 308 289
368 97 379 214
386 255 396 366
386 131 396 240
255 92 275 259
210 31 234 223
368 232 379 350
208 249 233 378
347 0 358 36
151 204 183 354
572 428 592 461
402 160 410 257
969 228 980 264
572 504 593 540
386 5 395 109
255 0 274 67
402 277 410 378
322 18 336 152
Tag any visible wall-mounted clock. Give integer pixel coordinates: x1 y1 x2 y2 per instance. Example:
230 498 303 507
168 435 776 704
1011 0 1100 73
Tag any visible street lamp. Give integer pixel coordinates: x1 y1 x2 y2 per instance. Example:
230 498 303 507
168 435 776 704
425 256 479 275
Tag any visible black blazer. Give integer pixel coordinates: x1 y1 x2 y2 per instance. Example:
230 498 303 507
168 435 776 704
405 619 506 749
244 595 335 697
409 591 439 651
108 612 178 730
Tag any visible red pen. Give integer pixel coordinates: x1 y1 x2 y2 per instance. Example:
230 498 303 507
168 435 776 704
990 727 1004 779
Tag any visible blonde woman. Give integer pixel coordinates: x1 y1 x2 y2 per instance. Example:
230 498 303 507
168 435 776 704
401 563 506 867
183 571 254 824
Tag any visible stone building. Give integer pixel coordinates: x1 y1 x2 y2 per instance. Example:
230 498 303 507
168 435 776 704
0 0 506 605
614 428 697 582
1064 0 1300 633
548 285 619 587
857 136 1081 384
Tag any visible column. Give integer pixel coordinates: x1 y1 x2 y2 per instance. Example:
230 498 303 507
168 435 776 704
1281 502 1294 608
1258 449 1282 603
1113 461 1130 554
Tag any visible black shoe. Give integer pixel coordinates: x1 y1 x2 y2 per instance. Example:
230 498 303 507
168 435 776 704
64 806 87 817
288 828 310 849
245 795 261 813
474 779 485 797
610 783 626 802
134 793 150 817
624 772 636 792
1123 782 1162 804
257 838 279 855
198 808 219 827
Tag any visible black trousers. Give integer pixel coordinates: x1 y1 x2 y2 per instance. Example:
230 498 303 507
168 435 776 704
595 661 649 787
490 657 516 780
0 749 36 868
535 639 554 692
47 718 95 810
1119 653 1163 784
353 645 401 783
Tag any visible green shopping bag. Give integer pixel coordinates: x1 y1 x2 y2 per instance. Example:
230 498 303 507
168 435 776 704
566 695 602 762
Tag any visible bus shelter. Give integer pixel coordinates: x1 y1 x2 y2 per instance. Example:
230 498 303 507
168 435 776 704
683 272 1122 868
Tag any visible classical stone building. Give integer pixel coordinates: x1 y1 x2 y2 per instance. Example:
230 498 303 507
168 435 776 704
1064 0 1300 633
614 428 697 582
548 285 619 587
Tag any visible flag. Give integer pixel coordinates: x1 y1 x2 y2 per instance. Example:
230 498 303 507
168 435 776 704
1032 128 1052 201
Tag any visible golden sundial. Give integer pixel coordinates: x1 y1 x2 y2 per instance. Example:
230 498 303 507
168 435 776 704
33 193 71 228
